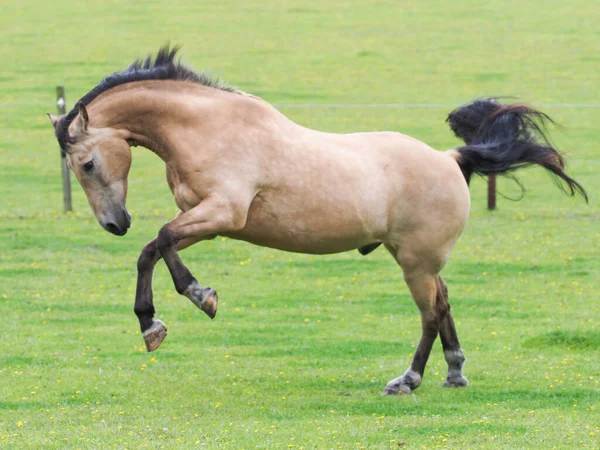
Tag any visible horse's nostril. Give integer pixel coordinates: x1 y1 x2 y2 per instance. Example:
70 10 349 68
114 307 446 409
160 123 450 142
106 222 120 234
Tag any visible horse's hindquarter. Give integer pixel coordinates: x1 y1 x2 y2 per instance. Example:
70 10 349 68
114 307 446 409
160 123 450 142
225 128 470 255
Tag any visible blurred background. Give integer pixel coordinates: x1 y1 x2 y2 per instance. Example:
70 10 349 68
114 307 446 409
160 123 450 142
0 1 598 448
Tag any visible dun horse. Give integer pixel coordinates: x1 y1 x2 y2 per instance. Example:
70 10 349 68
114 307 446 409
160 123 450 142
49 47 586 395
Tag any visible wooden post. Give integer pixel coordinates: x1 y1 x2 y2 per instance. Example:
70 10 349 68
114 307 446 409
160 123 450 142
57 86 73 212
487 174 496 210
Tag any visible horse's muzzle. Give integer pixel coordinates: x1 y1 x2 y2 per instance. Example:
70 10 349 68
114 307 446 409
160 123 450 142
101 208 131 236
105 222 128 236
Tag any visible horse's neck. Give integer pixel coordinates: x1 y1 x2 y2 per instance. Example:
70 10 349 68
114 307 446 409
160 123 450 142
89 83 224 161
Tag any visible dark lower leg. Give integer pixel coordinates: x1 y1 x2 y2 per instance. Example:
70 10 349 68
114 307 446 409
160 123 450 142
410 318 439 376
135 233 210 351
157 226 195 294
382 314 438 394
135 239 160 332
135 239 168 352
156 225 218 318
436 276 468 387
439 313 468 386
382 272 452 395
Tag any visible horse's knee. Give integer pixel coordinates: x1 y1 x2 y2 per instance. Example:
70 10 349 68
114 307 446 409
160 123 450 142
156 225 175 255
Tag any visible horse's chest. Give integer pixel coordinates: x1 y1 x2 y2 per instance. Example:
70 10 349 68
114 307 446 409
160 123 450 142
166 166 202 212
172 183 202 212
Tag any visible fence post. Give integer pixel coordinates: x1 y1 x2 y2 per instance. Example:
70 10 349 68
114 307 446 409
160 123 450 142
487 174 496 210
57 86 73 213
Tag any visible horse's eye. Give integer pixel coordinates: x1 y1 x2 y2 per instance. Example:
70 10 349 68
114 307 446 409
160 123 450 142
83 160 94 172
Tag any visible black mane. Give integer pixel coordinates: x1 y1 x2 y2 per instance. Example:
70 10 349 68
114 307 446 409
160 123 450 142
55 45 239 152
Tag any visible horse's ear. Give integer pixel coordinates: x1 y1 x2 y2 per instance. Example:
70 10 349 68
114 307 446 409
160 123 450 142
47 113 61 129
73 103 89 135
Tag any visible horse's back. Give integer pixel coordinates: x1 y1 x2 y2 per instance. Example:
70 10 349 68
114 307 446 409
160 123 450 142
225 126 470 258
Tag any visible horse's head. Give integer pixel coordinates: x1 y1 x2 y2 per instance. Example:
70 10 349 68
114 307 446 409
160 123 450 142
49 103 132 236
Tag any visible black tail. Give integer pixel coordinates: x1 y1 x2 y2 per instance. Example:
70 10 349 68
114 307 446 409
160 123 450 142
446 98 587 201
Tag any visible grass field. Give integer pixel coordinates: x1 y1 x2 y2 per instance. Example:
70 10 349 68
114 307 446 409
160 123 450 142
1 1 599 448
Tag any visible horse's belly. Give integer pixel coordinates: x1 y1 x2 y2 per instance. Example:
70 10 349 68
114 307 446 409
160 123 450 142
222 193 385 254
222 227 373 254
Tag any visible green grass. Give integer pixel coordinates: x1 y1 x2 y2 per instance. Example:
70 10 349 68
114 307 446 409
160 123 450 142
1 0 599 448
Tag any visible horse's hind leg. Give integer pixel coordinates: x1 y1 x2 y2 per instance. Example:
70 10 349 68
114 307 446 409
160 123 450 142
381 246 468 394
382 269 442 394
439 313 468 387
437 277 468 387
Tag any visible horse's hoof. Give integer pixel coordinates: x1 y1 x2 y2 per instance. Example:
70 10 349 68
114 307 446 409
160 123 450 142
201 288 218 319
443 375 469 388
184 282 218 319
381 384 412 395
382 370 420 395
143 320 167 352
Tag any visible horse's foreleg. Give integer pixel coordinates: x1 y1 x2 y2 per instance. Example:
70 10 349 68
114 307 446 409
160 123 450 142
135 235 202 351
382 273 442 395
156 194 247 322
437 276 468 387
135 238 161 345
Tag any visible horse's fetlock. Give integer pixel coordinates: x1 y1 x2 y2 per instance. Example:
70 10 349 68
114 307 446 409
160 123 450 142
134 307 156 332
175 280 192 295
444 349 466 367
134 304 155 316
402 369 422 389
404 369 422 389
